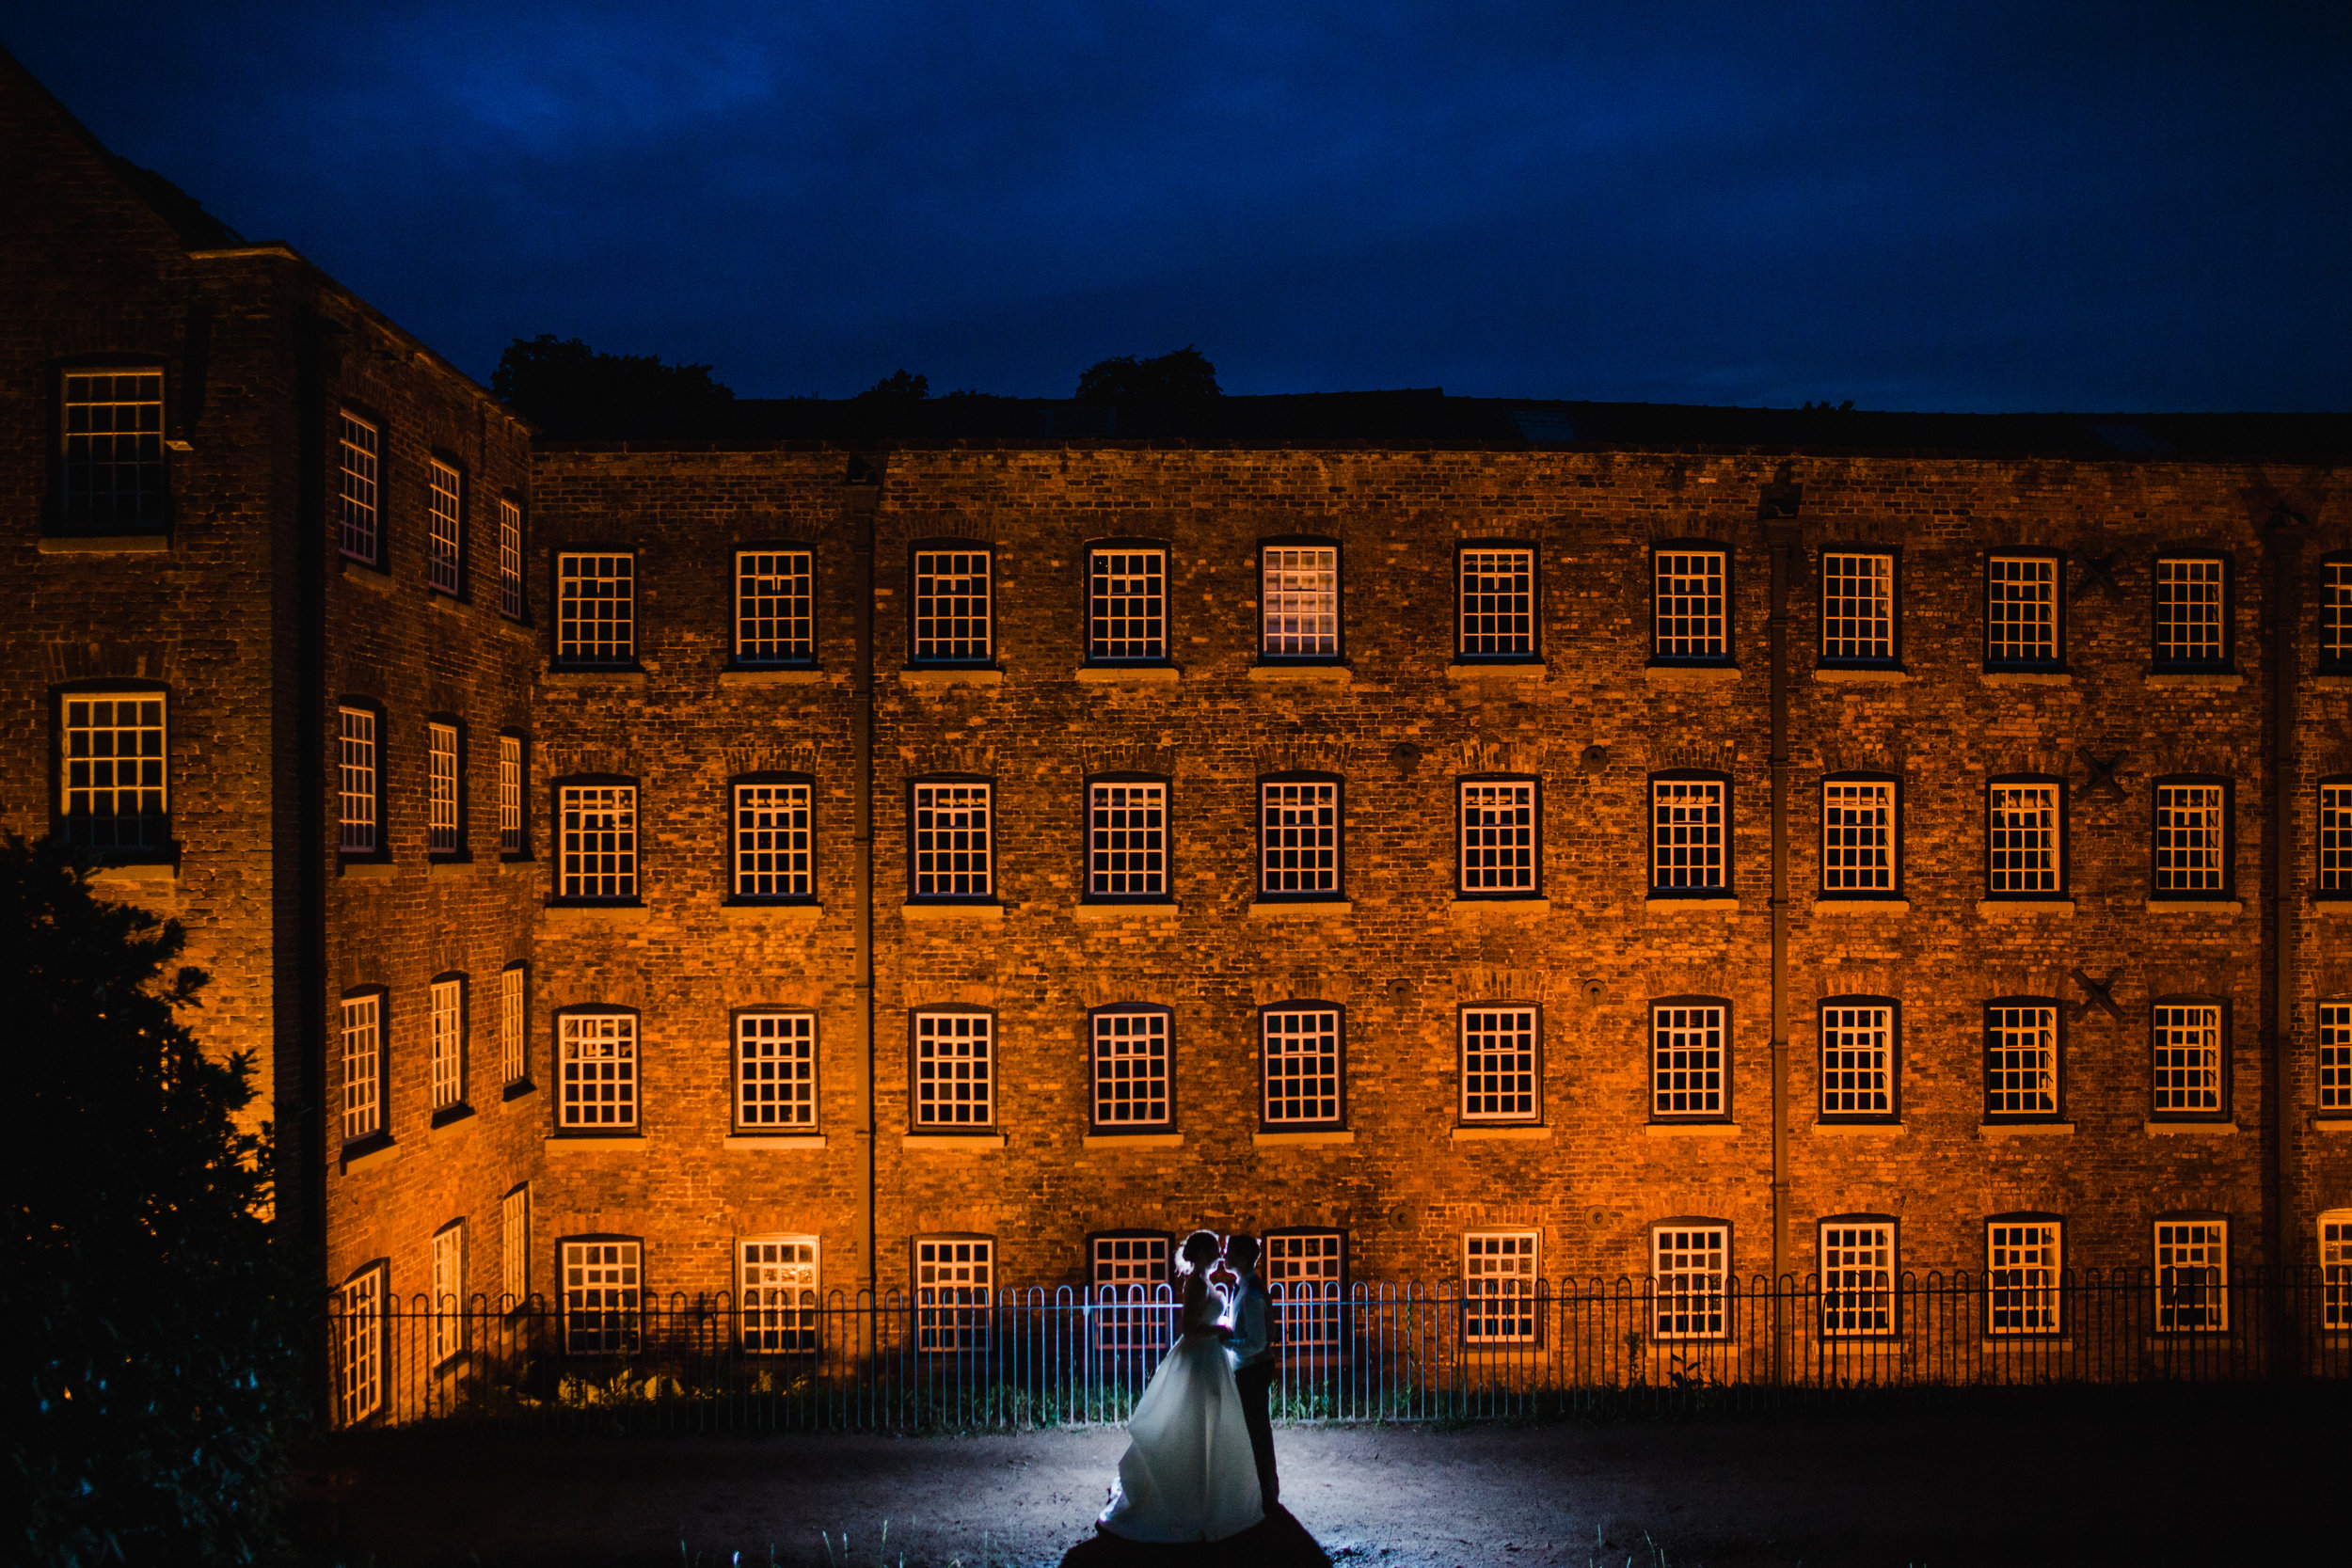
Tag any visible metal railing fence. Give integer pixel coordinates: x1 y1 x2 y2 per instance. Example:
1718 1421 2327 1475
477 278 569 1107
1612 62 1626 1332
325 1267 2352 1433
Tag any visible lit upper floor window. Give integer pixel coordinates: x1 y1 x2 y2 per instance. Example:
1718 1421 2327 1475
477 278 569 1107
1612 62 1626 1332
912 546 991 663
734 778 812 899
499 498 526 618
2322 555 2351 670
1458 778 1538 895
427 721 461 855
1820 550 1896 663
1088 777 1168 899
1985 553 2061 667
498 735 526 855
1987 780 2062 896
558 782 638 900
1649 772 1727 895
911 780 992 899
1652 546 1727 661
1457 546 1535 658
2153 555 2227 667
337 706 377 854
1259 775 1341 898
61 370 165 530
60 691 167 850
737 549 814 664
2321 781 2352 895
2153 779 2229 895
1260 542 1339 659
427 459 462 594
1089 545 1167 661
556 553 635 664
337 412 378 564
1821 777 1898 895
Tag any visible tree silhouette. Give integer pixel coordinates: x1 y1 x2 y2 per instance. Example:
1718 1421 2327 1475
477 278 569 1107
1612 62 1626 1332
492 335 736 438
1074 346 1222 409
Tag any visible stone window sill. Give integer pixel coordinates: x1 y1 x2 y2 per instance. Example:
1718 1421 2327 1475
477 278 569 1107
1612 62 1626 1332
1978 899 2074 917
1813 1121 1904 1135
1980 1122 2075 1138
428 592 465 615
340 860 396 881
1075 664 1179 684
88 862 177 884
723 1133 826 1150
2144 673 2242 690
1645 663 1740 687
1247 663 1352 684
1084 1132 1183 1148
336 562 396 593
1452 1125 1551 1142
499 856 537 875
2312 1117 2352 1133
722 900 822 922
2311 898 2352 915
339 1134 398 1173
545 667 649 686
721 667 826 685
501 1079 538 1102
40 533 170 553
2145 899 2242 915
426 857 475 879
1814 898 1909 917
1074 901 1180 921
544 902 650 926
902 902 1003 921
2312 674 2352 691
2144 1121 2237 1136
903 1132 1006 1149
1646 895 1736 914
428 1102 475 1132
1446 661 1547 682
1643 1122 1739 1138
1253 1129 1355 1147
1814 666 1909 684
1449 897 1549 920
1980 670 2071 687
544 1134 646 1154
900 667 1002 687
1248 900 1352 920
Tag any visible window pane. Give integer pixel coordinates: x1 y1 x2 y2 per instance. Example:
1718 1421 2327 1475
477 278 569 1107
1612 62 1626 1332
334 1268 383 1426
499 498 525 618
428 722 459 853
735 782 812 897
559 784 637 899
1461 1007 1537 1121
563 1240 642 1354
1263 1007 1342 1125
1262 546 1337 657
913 783 991 897
1989 784 2058 894
1265 1233 1343 1348
2154 784 2226 893
2322 1003 2352 1115
1987 1222 2060 1335
430 1223 467 1364
738 1013 816 1128
560 1014 638 1128
1820 1223 1895 1338
340 994 380 1143
1464 1232 1538 1342
741 1236 819 1352
1459 547 1534 657
1091 1235 1171 1354
1459 781 1536 892
2153 1004 2222 1114
914 1013 993 1126
1987 555 2057 663
428 460 462 594
430 977 464 1110
338 708 375 852
1985 1004 2058 1117
500 966 527 1086
1820 1004 1892 1117
501 1185 530 1307
2155 1221 2228 1332
1089 782 1166 896
1653 550 1725 659
1822 781 1895 892
557 554 635 663
1092 1010 1170 1127
62 371 166 528
2319 784 2350 894
915 1237 993 1351
498 736 524 853
61 692 167 848
1089 548 1166 660
1820 552 1894 660
1652 1004 1724 1117
1651 778 1724 891
1261 780 1338 894
1653 1226 1728 1340
738 550 814 662
2322 559 2351 664
2154 558 2224 663
914 550 991 661
338 412 378 562
2323 1211 2352 1330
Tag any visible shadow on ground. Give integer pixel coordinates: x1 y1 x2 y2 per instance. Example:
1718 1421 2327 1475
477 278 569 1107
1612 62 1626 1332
1059 1507 1329 1568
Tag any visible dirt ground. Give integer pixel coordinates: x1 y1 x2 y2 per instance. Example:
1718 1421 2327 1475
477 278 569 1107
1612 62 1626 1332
299 1388 2349 1567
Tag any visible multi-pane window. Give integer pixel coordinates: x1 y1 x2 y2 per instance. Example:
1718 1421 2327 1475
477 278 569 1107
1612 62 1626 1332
1821 779 1896 893
337 412 378 563
555 553 635 664
1091 1008 1170 1129
1461 1006 1537 1122
1088 780 1167 898
2153 1003 2223 1117
340 992 382 1144
2322 557 2352 667
2153 557 2226 665
915 1237 993 1351
2154 1220 2228 1332
1820 1221 1896 1338
499 965 527 1086
912 548 991 662
1986 554 2059 665
501 1184 530 1307
1652 1225 1729 1340
2322 1003 2352 1115
1263 1006 1343 1128
558 783 637 899
2323 1211 2352 1330
562 1240 642 1354
1091 1235 1172 1354
1464 1232 1539 1343
737 1013 816 1130
1985 1002 2058 1118
60 692 167 849
558 1011 638 1130
1653 547 1727 659
1651 1001 1726 1118
498 498 525 618
338 707 376 853
913 1012 993 1128
430 1221 466 1366
737 549 815 664
1261 544 1339 657
427 459 462 594
1988 783 2060 895
1820 551 1895 661
1089 546 1167 661
740 1236 818 1353
2319 782 2350 894
333 1265 384 1427
1458 546 1535 657
1459 780 1537 895
1266 1232 1343 1349
61 370 165 529
1820 1001 1894 1119
1987 1220 2061 1336
1260 778 1340 896
1650 775 1726 893
428 721 460 855
734 780 812 898
911 781 991 898
429 976 464 1111
2153 782 2227 894
498 735 524 854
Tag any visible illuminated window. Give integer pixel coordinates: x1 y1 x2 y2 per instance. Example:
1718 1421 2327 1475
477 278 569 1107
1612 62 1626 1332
1985 553 2059 666
1819 999 1895 1120
499 964 527 1086
430 1220 467 1368
912 547 991 663
555 553 635 664
2153 781 2229 895
497 735 524 855
1652 546 1727 660
498 497 524 618
1820 551 1895 662
60 691 167 849
737 548 814 664
337 707 376 853
1091 1233 1172 1354
1986 1218 2060 1337
1460 1006 1538 1123
1821 778 1897 894
1262 1005 1343 1128
734 779 812 898
1984 1001 2059 1119
333 1263 385 1427
740 1235 818 1353
1266 1231 1344 1349
557 782 636 900
2154 1219 2228 1332
337 412 378 563
1092 1233 1169 1292
2324 556 2352 668
562 1239 642 1354
1463 1232 1539 1343
1820 1219 1896 1338
737 1012 816 1130
1088 545 1168 661
1650 773 1727 894
1261 543 1339 658
913 1011 993 1128
427 721 460 855
1259 776 1341 897
501 1183 530 1307
1088 778 1168 898
558 1010 638 1130
1457 546 1535 657
2153 556 2227 665
2322 1003 2352 1115
1651 1000 1726 1119
914 1236 993 1351
339 991 382 1144
1988 781 2061 895
2323 1210 2352 1330
1090 1007 1170 1130
427 458 462 594
60 369 165 529
2152 1002 2224 1117
1459 778 1538 895
911 780 991 899
429 975 465 1111
2319 781 2351 894
1652 1224 1729 1341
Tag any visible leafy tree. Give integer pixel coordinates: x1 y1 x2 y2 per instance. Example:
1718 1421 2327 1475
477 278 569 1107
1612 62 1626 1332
854 368 930 403
3 838 301 1565
1073 345 1222 409
491 334 736 438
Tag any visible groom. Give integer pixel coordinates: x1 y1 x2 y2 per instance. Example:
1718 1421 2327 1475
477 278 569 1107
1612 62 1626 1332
1221 1233 1279 1509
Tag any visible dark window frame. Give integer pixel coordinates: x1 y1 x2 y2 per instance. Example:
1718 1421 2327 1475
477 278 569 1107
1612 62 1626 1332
728 769 818 904
1647 537 1735 667
1086 1001 1177 1135
1647 993 1735 1124
1456 999 1544 1127
549 548 642 670
1818 769 1904 901
549 772 644 906
2148 994 2233 1124
497 489 529 622
1082 537 1173 667
1815 544 1903 668
497 728 532 862
1982 549 2067 672
550 1003 644 1138
2319 773 2352 896
2149 772 2235 900
2150 549 2235 672
905 772 997 905
2151 1210 2233 1336
1255 769 1346 904
1647 1216 1737 1342
731 540 820 669
555 1232 646 1354
1984 773 2067 900
1982 995 2066 1125
335 697 389 865
1258 999 1349 1132
52 355 170 535
333 400 388 572
907 539 996 668
908 1006 999 1133
424 449 469 600
1262 1226 1350 1351
426 969 472 1125
1647 767 1733 899
1817 1212 1901 1340
1255 533 1345 666
424 713 469 863
1816 993 1901 1125
731 1006 819 1135
1086 1227 1177 1291
52 677 174 862
337 982 393 1153
1454 537 1542 663
1455 772 1543 899
2319 549 2352 672
1081 771 1174 905
1984 1211 2067 1338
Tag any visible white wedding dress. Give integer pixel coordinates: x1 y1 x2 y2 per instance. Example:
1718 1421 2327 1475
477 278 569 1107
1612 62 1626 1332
1097 1275 1265 1542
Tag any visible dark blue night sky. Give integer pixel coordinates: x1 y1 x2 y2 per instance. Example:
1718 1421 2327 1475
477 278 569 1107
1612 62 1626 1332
9 3 2348 410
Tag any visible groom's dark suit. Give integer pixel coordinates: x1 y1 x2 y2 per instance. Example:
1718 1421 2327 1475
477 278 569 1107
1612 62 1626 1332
1226 1270 1279 1506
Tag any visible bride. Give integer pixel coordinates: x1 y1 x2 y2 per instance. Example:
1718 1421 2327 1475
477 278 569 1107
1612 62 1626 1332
1097 1230 1265 1542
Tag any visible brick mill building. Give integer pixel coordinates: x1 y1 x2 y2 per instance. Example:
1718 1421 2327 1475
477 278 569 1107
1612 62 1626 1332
8 54 2352 1409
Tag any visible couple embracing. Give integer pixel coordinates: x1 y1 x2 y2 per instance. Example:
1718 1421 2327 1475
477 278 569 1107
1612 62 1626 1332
1097 1230 1280 1543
